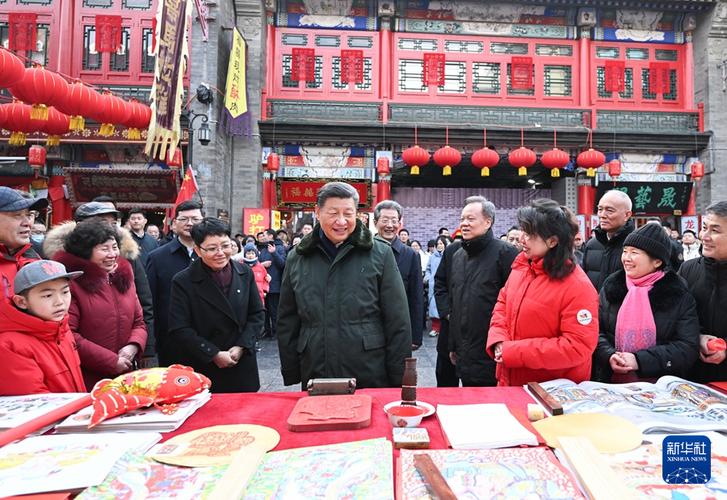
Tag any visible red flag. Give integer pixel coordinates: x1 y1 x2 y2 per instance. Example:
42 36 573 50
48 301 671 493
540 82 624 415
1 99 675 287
423 53 445 86
511 56 533 90
649 62 671 95
340 49 364 84
175 166 199 207
291 48 316 82
95 15 123 53
604 60 625 93
8 13 37 52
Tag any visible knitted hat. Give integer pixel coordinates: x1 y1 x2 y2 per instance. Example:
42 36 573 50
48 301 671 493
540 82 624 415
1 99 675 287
243 243 259 263
623 223 672 265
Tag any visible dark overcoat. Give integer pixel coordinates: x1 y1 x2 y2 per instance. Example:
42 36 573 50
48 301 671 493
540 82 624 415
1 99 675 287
168 259 264 392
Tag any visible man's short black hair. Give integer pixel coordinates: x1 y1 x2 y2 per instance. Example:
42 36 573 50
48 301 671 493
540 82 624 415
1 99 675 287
175 200 203 218
264 228 277 238
256 232 265 239
190 217 230 246
129 208 145 217
399 228 409 235
438 227 448 234
92 195 115 204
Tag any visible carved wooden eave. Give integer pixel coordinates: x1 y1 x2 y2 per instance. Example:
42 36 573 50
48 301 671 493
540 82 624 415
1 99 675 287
708 1 727 38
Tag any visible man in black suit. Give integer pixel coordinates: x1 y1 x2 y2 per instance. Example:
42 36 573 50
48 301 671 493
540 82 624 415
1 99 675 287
145 201 202 365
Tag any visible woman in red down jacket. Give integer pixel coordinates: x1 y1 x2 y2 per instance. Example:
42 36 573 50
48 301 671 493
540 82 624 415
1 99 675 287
486 199 599 386
53 220 147 390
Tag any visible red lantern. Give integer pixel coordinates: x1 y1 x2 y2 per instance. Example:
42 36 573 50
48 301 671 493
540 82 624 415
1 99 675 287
577 148 606 177
5 102 43 146
95 92 131 137
402 145 430 176
123 100 151 140
55 81 100 132
376 157 390 176
28 145 46 177
0 48 26 88
43 107 70 146
266 152 280 173
508 147 536 177
608 159 622 178
691 160 704 181
433 145 461 176
13 65 68 121
165 148 183 168
541 148 570 178
471 147 499 177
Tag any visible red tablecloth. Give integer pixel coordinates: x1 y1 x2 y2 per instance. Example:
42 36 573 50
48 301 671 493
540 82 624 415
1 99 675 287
164 386 543 454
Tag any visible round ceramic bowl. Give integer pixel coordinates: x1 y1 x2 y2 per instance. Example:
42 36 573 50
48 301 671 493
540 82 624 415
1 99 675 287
384 402 427 427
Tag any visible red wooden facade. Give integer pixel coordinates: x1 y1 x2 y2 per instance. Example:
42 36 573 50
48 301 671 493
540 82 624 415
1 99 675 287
264 27 697 122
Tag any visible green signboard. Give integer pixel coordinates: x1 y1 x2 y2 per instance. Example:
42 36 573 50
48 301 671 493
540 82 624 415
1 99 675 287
595 181 692 215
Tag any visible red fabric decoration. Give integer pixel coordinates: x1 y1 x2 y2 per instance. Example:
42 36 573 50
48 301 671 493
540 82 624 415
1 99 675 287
95 15 123 53
43 107 70 146
291 48 316 83
340 49 364 84
541 148 570 178
433 145 461 176
649 62 671 95
402 145 430 175
55 81 100 132
511 56 533 90
691 161 704 180
604 60 625 93
608 159 622 178
423 53 445 86
471 147 499 177
8 13 37 52
266 152 281 173
151 17 157 54
508 147 537 176
13 65 68 121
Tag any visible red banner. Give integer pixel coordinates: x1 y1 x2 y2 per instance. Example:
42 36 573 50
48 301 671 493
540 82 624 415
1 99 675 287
423 53 445 87
95 15 123 53
340 49 364 84
511 57 534 90
243 209 271 236
649 62 671 95
291 48 316 83
604 60 625 93
277 179 370 208
8 13 37 52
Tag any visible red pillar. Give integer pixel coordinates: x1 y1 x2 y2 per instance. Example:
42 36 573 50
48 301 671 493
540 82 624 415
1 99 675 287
686 185 697 216
48 175 71 225
262 175 271 209
577 185 596 215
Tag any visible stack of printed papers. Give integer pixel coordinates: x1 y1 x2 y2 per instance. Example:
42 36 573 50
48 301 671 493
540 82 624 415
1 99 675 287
0 393 89 431
437 403 538 449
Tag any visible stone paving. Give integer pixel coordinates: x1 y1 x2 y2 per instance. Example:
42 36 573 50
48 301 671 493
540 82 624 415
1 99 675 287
256 330 439 392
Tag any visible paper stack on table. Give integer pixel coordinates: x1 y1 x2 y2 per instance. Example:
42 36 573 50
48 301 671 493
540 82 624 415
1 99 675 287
53 391 210 433
0 393 89 431
437 403 538 449
0 432 160 497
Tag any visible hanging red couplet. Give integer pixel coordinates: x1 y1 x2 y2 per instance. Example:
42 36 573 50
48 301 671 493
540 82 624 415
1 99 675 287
649 62 671 95
423 53 445 86
340 49 364 84
604 60 625 93
95 15 123 53
511 56 534 89
291 48 316 83
8 13 37 52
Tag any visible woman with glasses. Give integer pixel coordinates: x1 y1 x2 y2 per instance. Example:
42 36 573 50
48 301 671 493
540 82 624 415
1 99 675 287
53 219 147 390
168 218 265 392
486 199 599 386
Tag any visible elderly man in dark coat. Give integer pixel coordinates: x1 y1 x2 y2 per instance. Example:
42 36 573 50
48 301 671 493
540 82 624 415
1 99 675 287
168 218 264 393
277 182 411 389
373 200 424 350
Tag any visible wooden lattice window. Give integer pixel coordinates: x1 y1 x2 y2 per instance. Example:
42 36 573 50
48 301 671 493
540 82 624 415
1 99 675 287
642 68 678 101
472 62 500 94
398 59 427 92
437 61 466 94
0 23 49 66
506 63 535 96
141 27 155 73
544 65 571 97
331 56 372 90
82 25 101 70
597 66 633 98
281 54 323 89
109 28 130 72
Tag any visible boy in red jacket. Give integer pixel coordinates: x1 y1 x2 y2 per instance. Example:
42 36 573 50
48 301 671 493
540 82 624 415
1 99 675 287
0 260 86 395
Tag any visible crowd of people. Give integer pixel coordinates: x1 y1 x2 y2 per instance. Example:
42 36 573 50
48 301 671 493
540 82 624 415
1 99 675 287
0 181 725 396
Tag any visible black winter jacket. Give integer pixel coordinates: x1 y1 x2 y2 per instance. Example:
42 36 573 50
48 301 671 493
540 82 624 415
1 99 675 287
593 269 699 382
447 230 518 386
581 220 635 290
679 257 727 382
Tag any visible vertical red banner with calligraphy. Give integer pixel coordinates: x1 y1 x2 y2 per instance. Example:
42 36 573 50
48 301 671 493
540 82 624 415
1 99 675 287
8 13 37 52
243 209 271 236
422 53 445 87
95 15 123 53
649 62 671 95
604 60 625 93
340 49 364 84
511 56 534 90
291 48 316 83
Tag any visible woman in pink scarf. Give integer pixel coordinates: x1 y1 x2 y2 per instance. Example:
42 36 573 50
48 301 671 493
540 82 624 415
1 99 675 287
593 223 699 383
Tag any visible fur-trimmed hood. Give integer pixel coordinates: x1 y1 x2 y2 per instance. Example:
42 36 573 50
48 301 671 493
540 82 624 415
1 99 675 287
53 249 134 294
43 221 140 262
602 269 686 312
296 220 373 256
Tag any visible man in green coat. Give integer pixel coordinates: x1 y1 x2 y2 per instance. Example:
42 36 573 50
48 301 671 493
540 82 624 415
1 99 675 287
277 182 412 389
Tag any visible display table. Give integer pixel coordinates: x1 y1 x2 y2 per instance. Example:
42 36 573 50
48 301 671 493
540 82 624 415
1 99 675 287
164 386 543 453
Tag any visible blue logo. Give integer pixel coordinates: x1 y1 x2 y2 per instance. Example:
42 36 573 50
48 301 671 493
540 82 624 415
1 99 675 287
662 435 711 484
